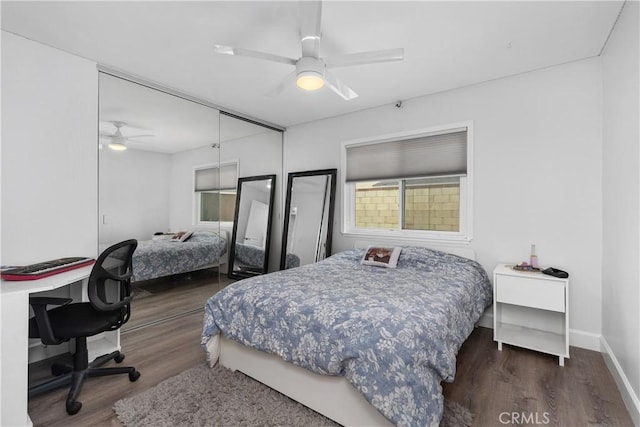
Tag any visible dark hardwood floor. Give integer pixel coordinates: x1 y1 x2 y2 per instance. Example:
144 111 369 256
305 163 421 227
125 268 230 331
28 275 634 427
442 327 634 426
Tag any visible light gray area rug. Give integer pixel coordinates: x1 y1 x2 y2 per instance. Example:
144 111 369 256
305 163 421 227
114 364 472 427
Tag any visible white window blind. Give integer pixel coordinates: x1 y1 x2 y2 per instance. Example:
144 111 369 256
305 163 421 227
194 163 237 191
345 129 467 182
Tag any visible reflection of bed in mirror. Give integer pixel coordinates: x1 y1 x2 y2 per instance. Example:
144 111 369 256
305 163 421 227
228 175 276 279
280 169 337 270
101 230 228 283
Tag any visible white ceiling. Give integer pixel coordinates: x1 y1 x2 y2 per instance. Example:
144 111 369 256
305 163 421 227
1 1 624 129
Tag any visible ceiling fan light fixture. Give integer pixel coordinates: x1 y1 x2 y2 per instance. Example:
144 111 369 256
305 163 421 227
296 71 324 91
108 141 127 151
295 57 325 91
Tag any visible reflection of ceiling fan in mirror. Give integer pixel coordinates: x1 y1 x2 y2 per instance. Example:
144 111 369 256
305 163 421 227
213 0 404 100
99 121 153 151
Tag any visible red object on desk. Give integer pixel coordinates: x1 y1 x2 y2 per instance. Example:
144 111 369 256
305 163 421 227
0 257 95 281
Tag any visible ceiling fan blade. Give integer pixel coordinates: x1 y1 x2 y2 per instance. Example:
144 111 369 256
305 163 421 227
266 71 297 97
126 134 154 139
299 1 322 58
325 48 404 68
213 44 296 66
323 70 358 101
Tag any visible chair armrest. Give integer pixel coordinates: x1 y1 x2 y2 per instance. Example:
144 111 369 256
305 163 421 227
90 294 133 312
29 297 72 345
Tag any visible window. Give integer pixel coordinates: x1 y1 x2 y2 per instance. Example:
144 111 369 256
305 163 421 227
194 162 238 224
343 124 472 241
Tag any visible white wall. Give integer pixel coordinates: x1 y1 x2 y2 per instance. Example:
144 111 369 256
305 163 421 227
1 31 98 264
285 57 604 348
99 147 171 244
602 1 640 423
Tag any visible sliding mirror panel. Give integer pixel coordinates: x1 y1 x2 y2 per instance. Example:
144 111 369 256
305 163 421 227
228 175 276 279
99 73 222 330
281 169 337 270
218 114 284 277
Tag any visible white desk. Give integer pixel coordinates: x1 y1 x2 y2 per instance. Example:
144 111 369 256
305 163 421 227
1 266 120 426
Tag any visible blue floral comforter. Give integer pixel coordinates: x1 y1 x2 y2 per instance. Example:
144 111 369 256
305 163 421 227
132 231 227 282
201 246 491 426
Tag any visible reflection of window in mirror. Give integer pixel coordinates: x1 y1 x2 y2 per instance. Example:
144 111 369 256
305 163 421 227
199 192 236 222
194 161 238 225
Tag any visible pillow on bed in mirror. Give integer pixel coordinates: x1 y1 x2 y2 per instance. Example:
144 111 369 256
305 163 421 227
179 230 194 242
171 231 194 242
361 246 402 268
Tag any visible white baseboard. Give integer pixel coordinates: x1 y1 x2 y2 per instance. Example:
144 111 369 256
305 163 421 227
569 329 601 351
601 337 640 426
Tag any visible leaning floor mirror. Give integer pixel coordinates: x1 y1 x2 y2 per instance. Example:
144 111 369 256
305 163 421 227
280 169 337 270
228 174 276 279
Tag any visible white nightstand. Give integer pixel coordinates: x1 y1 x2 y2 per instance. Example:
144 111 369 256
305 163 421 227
493 264 569 366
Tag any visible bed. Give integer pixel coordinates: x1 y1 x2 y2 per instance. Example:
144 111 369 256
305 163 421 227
201 244 491 426
130 230 228 282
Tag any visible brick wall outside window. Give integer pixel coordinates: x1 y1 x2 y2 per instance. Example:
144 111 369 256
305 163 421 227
355 186 400 229
355 184 459 231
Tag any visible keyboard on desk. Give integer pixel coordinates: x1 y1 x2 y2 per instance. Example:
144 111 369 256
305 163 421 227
0 257 95 281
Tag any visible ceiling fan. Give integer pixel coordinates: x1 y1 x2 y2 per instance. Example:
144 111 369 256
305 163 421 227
99 121 153 151
213 1 404 100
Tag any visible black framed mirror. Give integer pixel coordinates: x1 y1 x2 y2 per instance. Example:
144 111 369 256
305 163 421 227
280 169 337 270
228 174 276 279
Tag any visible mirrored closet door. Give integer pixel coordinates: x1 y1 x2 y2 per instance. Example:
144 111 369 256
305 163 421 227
218 114 284 275
99 73 223 331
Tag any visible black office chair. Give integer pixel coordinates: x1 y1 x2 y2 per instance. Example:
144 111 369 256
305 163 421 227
28 239 141 415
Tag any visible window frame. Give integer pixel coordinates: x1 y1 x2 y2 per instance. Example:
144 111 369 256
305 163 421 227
193 160 239 227
341 122 473 242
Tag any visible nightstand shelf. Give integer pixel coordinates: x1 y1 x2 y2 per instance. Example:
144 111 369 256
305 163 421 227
493 264 569 366
495 323 566 356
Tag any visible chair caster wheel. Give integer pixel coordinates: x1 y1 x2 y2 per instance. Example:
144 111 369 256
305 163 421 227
114 353 125 363
129 370 141 382
66 400 82 415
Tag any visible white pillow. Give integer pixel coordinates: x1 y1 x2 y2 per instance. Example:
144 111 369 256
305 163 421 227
171 231 193 242
361 246 402 269
179 230 194 242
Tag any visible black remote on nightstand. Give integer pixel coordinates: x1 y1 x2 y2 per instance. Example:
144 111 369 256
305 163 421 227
542 267 569 278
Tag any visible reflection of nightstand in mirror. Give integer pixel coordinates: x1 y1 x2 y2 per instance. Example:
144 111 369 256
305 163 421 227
493 264 569 366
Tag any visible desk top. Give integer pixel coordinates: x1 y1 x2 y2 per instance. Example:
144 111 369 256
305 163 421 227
0 265 93 295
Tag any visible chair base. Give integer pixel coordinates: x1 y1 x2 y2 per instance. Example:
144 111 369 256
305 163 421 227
29 338 140 415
